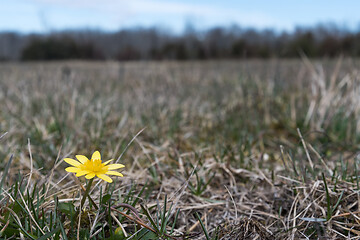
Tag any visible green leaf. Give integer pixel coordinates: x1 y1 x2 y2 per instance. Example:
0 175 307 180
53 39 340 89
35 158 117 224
58 202 76 219
1 226 20 238
79 229 90 239
114 227 126 240
137 228 157 240
37 227 60 240
102 194 111 204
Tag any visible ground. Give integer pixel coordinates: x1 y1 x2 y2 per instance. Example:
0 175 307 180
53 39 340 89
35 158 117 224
0 59 360 239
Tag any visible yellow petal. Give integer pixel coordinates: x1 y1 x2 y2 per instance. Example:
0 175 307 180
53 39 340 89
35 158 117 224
105 171 123 177
107 164 125 170
64 158 81 167
97 174 113 183
103 159 113 165
76 170 90 177
65 167 80 173
85 173 96 179
76 155 89 164
92 151 101 160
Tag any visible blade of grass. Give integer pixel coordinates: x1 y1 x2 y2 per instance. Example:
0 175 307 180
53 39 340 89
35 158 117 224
160 195 167 234
37 227 60 240
0 154 13 197
331 190 344 214
140 204 159 234
170 209 180 234
195 212 210 240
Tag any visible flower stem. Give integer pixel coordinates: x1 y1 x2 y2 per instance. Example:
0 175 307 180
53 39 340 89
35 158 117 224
80 178 94 208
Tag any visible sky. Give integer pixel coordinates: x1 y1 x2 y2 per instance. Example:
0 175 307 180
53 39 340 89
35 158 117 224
1 0 360 33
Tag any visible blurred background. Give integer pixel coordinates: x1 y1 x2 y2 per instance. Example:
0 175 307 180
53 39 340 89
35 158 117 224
1 0 360 61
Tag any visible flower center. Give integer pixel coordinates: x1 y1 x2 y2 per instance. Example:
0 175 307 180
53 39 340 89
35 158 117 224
83 158 108 173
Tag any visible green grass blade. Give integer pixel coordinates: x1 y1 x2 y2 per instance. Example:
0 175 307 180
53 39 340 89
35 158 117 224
160 195 167 234
37 227 60 240
140 204 159 233
0 154 14 196
11 214 36 240
195 212 210 240
170 209 180 234
331 190 344 215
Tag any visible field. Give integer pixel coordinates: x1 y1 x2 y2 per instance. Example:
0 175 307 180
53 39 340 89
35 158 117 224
1 58 360 239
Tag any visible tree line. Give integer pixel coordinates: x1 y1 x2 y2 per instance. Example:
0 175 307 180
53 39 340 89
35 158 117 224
0 24 359 61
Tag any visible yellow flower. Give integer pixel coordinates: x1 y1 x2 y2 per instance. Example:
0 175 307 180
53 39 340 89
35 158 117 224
64 151 124 183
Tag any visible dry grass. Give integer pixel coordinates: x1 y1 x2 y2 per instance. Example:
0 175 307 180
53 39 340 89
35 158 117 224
1 59 360 239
